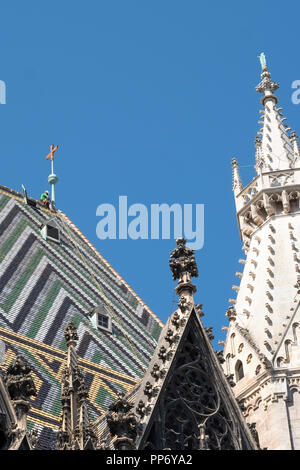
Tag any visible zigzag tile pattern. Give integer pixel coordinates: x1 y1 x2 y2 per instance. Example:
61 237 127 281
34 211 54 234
0 186 163 448
0 327 138 449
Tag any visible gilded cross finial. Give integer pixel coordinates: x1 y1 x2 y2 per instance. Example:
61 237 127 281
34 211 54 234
45 144 59 161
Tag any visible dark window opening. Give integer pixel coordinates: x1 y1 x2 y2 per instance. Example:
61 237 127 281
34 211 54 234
47 225 59 240
98 314 109 330
235 360 244 381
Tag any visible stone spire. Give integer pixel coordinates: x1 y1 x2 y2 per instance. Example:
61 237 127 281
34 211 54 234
57 322 98 450
255 54 294 172
232 158 243 196
222 56 300 450
291 131 300 166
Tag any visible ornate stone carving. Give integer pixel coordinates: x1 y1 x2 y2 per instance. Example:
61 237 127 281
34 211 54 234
134 238 256 451
140 323 255 450
248 423 260 448
6 356 37 419
57 323 98 450
158 346 173 363
169 238 198 283
195 304 204 317
215 350 225 365
171 311 186 329
269 172 293 187
106 392 139 449
225 374 236 388
177 296 192 314
205 327 214 341
165 329 179 346
64 321 78 347
225 306 237 322
239 399 246 413
256 69 279 95
143 382 159 400
136 400 151 419
150 364 166 381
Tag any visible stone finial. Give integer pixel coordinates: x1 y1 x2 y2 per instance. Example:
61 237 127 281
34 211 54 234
232 158 243 193
256 67 279 96
64 322 78 348
6 356 37 416
106 392 139 450
169 238 198 282
169 238 198 300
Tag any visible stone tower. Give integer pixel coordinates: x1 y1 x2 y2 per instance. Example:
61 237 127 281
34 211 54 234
223 58 300 450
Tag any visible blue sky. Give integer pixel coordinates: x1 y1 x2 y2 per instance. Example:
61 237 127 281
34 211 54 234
1 1 300 345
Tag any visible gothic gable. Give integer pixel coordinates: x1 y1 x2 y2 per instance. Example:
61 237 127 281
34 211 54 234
134 307 256 450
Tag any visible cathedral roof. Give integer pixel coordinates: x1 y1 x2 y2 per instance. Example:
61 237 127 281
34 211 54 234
0 184 163 448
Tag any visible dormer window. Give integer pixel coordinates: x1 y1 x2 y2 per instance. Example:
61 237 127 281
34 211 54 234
40 219 60 244
98 313 109 330
89 304 112 333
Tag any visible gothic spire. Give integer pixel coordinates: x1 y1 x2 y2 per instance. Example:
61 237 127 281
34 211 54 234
255 53 294 171
57 322 98 450
232 158 243 195
291 130 300 166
